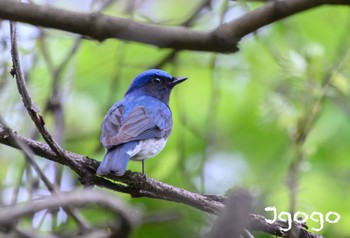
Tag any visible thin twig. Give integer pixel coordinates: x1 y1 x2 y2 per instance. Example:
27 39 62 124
151 0 212 69
8 23 91 230
287 40 350 214
9 22 81 175
0 118 92 230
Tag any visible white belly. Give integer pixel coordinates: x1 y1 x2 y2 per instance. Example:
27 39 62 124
127 138 167 161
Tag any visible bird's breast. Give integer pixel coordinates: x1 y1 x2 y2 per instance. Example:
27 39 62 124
127 138 168 161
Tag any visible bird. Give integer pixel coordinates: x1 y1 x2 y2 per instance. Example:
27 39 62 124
96 69 187 176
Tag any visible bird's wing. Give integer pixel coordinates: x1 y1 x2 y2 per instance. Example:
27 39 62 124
100 105 171 149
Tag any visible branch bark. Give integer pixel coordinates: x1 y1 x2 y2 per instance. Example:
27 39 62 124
0 189 141 226
0 0 349 53
0 126 224 213
0 189 141 238
10 22 79 175
0 126 324 238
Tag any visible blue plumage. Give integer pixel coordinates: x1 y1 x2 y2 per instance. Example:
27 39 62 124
96 69 187 176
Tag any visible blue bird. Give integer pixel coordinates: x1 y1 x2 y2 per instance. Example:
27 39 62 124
96 69 187 176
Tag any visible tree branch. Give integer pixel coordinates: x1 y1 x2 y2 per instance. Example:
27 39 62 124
1 0 227 52
9 22 80 175
0 117 91 230
215 0 349 41
0 0 349 53
0 189 141 236
0 126 324 238
0 125 224 213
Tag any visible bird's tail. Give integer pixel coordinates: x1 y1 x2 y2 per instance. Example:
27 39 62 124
96 142 137 176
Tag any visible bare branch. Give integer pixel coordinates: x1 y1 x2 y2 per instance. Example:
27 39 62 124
0 0 349 53
0 126 324 238
1 0 230 52
215 0 348 40
0 189 141 228
0 117 91 230
9 22 82 176
0 125 223 212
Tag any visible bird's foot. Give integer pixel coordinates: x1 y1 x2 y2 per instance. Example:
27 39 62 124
140 172 147 180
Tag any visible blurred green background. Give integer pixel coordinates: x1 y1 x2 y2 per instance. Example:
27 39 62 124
0 0 349 237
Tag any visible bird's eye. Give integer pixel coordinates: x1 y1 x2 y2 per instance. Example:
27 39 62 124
152 77 163 85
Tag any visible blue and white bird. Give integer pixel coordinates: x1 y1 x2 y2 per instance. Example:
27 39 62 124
96 69 187 176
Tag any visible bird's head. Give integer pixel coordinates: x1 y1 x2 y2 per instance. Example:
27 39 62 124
125 69 187 104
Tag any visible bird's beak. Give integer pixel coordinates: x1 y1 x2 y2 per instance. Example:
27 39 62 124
171 76 188 86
